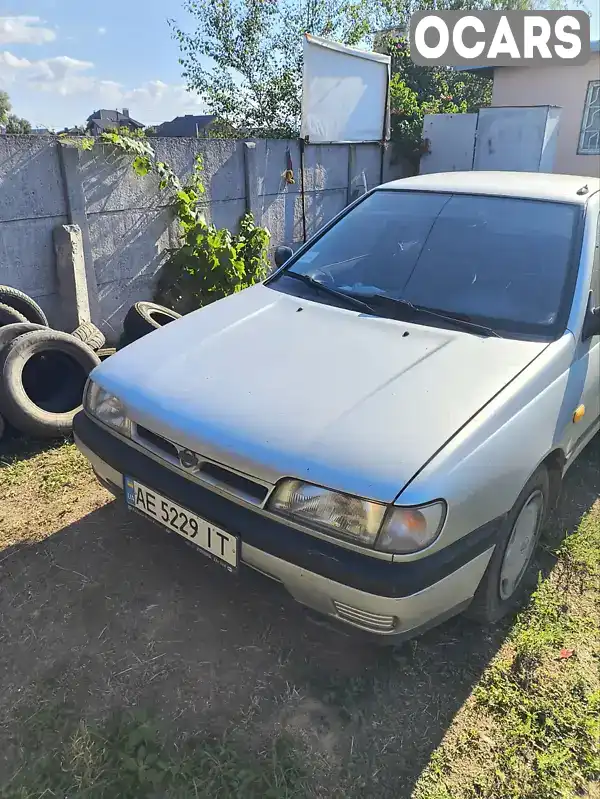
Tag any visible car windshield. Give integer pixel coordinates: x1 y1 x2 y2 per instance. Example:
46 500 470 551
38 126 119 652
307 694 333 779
272 190 581 338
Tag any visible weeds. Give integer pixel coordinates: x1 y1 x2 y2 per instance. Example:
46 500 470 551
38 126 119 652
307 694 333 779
415 502 600 799
1 710 309 799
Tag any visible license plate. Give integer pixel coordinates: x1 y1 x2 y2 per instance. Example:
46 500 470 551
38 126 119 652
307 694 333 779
124 477 238 570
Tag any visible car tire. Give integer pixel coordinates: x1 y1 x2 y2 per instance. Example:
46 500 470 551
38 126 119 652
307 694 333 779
465 465 550 624
0 303 28 327
123 301 182 342
70 321 106 351
0 410 5 441
0 329 100 439
0 286 48 326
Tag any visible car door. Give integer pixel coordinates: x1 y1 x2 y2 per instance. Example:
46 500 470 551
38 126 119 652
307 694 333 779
566 207 600 463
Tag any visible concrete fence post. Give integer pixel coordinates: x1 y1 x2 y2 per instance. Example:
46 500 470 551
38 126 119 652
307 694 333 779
243 141 260 220
53 224 92 331
56 142 101 326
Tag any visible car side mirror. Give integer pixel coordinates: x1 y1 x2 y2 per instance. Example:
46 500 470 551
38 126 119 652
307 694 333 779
274 245 293 268
582 305 600 341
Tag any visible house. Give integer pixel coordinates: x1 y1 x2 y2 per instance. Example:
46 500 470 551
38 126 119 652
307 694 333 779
86 108 144 135
152 114 217 137
458 40 600 178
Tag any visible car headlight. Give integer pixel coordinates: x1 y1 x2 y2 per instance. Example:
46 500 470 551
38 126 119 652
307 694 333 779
84 380 131 437
269 478 446 553
376 502 446 554
269 479 386 546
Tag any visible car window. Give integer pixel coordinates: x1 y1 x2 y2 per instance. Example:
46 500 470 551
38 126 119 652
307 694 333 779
402 194 577 329
275 189 581 339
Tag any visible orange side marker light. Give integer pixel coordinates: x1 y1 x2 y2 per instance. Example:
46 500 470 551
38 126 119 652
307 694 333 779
573 405 585 424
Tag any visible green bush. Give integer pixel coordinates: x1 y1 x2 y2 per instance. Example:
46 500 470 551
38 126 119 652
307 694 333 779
154 211 271 315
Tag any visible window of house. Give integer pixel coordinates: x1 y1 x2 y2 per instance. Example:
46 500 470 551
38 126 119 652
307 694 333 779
578 80 600 155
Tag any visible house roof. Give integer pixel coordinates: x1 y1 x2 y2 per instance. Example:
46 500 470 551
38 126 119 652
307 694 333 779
382 170 600 204
87 109 144 127
154 114 217 136
455 38 599 76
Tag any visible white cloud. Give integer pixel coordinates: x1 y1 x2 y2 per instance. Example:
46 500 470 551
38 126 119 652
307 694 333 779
0 16 56 46
0 51 94 94
98 27 107 35
0 49 205 128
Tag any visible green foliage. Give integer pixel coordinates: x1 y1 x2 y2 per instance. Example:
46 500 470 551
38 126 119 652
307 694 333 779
0 91 32 133
155 211 270 315
0 89 10 125
5 115 32 134
384 35 492 168
59 126 270 313
170 0 390 137
171 0 578 140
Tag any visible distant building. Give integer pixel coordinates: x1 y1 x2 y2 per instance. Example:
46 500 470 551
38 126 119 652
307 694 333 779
86 108 144 135
153 114 217 137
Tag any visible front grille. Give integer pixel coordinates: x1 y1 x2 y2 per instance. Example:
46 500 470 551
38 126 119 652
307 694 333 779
198 461 268 503
136 425 179 460
134 424 269 505
333 601 397 633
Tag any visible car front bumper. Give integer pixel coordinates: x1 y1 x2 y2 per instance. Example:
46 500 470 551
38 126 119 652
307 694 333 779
74 411 497 643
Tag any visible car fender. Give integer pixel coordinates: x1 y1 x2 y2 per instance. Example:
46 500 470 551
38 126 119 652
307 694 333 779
394 333 577 557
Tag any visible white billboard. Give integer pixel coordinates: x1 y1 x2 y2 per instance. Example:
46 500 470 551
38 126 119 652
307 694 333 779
301 33 391 144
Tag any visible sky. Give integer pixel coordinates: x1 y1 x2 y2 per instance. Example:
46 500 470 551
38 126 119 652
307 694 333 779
1 1 599 130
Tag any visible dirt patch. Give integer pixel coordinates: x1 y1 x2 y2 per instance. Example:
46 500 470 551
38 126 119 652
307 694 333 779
1 437 599 797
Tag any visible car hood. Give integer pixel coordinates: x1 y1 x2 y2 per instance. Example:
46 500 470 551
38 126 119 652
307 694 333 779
94 284 548 503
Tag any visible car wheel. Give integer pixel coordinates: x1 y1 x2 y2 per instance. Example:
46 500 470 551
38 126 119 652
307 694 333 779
0 286 48 326
465 465 550 624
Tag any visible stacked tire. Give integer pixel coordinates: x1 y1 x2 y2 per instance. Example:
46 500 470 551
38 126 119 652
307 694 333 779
117 301 182 350
0 286 105 442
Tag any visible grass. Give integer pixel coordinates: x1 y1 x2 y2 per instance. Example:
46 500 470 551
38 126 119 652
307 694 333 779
0 439 89 495
2 710 309 799
413 501 600 799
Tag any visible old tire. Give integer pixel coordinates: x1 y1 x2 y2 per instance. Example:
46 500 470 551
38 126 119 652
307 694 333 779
0 286 48 326
97 347 116 361
123 301 181 342
0 329 100 439
465 466 550 624
0 410 5 441
0 303 28 327
71 321 106 351
0 323 47 354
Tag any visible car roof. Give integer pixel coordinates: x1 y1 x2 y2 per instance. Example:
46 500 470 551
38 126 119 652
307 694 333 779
380 172 600 205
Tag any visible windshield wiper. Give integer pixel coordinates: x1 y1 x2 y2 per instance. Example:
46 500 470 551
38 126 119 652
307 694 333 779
283 271 376 314
366 295 502 338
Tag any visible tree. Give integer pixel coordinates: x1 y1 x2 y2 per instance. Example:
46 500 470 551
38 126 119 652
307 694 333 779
0 91 10 126
173 0 585 139
0 90 32 133
384 34 492 169
171 0 389 137
378 0 580 33
5 115 32 134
